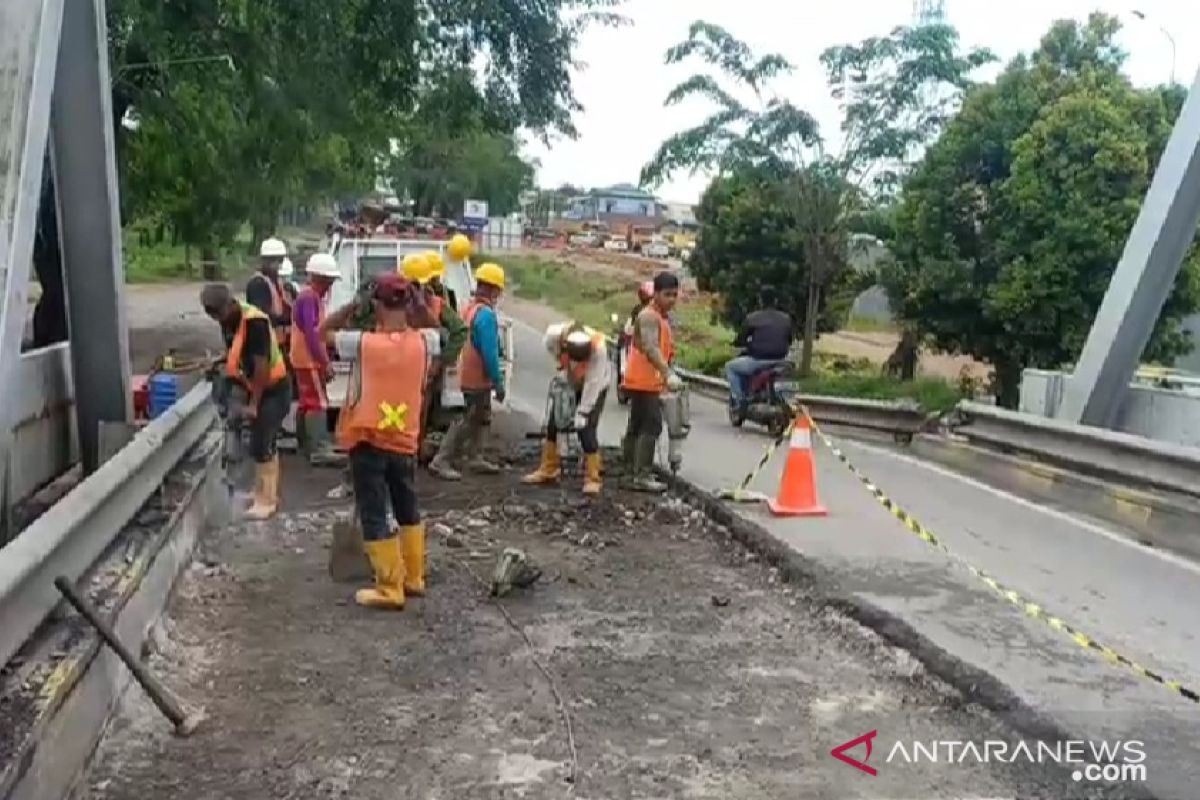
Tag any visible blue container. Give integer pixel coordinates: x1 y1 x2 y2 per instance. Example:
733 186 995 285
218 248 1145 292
148 372 180 419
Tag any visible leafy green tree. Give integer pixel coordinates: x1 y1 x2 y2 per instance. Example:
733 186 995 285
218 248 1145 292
642 22 992 375
883 14 1200 407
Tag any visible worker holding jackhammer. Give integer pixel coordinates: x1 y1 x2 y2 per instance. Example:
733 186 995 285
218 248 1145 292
289 253 345 467
201 283 292 519
620 271 682 493
429 262 507 480
320 274 441 610
523 322 611 495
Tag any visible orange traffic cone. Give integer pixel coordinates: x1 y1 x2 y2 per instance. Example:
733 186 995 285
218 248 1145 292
768 415 827 517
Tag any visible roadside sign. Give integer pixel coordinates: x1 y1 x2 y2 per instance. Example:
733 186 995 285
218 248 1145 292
463 199 489 225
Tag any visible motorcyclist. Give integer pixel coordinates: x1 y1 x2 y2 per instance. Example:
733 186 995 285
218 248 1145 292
724 294 794 410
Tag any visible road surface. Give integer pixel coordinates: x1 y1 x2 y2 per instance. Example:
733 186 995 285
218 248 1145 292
505 308 1200 800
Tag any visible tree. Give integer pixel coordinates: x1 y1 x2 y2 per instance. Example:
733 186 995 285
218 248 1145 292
641 22 992 375
882 14 1200 407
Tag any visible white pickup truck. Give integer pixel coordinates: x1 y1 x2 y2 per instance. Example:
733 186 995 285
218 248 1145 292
322 236 515 425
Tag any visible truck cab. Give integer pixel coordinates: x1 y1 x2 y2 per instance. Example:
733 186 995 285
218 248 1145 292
322 236 515 425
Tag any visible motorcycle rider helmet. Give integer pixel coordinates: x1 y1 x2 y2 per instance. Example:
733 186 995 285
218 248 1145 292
563 325 594 362
637 281 654 303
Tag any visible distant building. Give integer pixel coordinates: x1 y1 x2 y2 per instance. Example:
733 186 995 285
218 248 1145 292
565 183 660 220
663 201 697 226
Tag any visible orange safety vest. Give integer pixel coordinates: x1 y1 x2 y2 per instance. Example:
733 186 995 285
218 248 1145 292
337 330 429 455
622 306 673 393
289 286 326 369
558 328 604 388
226 302 288 388
460 299 494 391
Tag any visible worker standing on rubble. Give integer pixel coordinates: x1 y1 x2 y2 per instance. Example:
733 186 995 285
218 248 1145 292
429 262 506 481
320 274 440 610
248 238 293 354
523 322 610 495
620 271 682 493
290 253 345 467
417 250 468 457
200 284 292 519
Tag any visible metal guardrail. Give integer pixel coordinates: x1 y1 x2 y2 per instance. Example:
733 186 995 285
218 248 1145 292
0 383 216 669
676 368 928 439
952 401 1200 499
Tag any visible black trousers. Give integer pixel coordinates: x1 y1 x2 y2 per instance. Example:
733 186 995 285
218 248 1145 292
546 388 607 454
250 380 292 462
624 390 663 438
349 443 420 542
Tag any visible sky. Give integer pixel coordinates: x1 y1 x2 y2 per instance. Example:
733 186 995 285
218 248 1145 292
523 0 1199 205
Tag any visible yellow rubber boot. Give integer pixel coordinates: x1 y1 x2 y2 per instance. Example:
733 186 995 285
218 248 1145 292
582 452 602 496
246 457 280 520
356 537 405 610
521 441 561 485
401 524 426 597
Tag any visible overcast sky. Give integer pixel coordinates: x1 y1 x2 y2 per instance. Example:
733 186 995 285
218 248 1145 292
524 0 1197 204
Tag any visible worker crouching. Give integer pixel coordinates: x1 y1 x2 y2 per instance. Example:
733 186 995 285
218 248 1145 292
524 323 610 495
320 274 441 610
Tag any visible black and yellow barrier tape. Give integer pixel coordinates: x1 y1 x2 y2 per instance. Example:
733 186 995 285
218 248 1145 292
717 417 794 503
792 405 1199 705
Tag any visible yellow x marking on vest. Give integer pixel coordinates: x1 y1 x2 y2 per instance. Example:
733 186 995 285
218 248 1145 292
377 402 409 431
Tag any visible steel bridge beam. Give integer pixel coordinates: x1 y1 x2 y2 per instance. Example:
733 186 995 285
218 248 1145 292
1058 68 1200 427
51 0 131 471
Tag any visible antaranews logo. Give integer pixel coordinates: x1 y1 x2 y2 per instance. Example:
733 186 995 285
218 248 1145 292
829 732 1148 785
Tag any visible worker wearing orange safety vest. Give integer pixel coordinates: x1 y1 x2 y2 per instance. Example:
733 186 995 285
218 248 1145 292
200 283 292 519
620 271 682 493
320 274 441 610
429 262 506 481
523 322 610 495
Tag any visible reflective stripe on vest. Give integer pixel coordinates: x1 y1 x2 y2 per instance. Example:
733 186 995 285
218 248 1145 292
226 302 288 386
289 286 325 369
337 330 428 455
622 307 673 393
460 299 492 390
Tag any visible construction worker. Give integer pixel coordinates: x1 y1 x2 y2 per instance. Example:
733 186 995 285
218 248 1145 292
320 274 440 610
429 262 506 480
200 283 292 519
290 253 345 467
523 322 610 495
416 250 468 457
620 271 682 493
247 237 293 353
279 257 300 302
427 248 461 312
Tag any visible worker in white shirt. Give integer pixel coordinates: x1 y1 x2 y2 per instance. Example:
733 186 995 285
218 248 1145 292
523 322 611 495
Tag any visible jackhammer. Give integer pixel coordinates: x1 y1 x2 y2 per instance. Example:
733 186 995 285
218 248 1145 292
205 358 254 495
661 383 691 474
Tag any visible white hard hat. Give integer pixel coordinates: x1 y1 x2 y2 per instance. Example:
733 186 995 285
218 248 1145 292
305 252 341 279
279 257 294 277
259 237 287 257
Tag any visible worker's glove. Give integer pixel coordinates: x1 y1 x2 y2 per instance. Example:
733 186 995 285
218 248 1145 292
572 411 588 432
666 371 684 392
494 385 507 404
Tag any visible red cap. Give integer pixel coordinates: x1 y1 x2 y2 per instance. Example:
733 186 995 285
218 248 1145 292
373 273 412 305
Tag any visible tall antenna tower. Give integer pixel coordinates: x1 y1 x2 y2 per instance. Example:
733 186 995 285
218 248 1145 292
913 0 946 26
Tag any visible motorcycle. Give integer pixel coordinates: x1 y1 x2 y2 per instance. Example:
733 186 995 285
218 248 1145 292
727 360 797 439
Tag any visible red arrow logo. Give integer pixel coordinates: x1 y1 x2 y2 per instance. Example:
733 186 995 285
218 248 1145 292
830 730 878 776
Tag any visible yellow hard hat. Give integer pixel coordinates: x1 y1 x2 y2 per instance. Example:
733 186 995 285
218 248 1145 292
474 262 506 290
400 253 433 284
448 234 473 262
425 250 446 279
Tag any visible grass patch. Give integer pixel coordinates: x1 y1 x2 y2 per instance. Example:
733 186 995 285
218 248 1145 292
498 253 964 412
123 224 262 283
842 314 897 334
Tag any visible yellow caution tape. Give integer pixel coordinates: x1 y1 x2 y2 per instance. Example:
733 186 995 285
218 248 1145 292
718 417 795 503
797 405 1200 706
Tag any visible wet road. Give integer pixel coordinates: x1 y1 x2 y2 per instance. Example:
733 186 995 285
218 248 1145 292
505 312 1200 800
